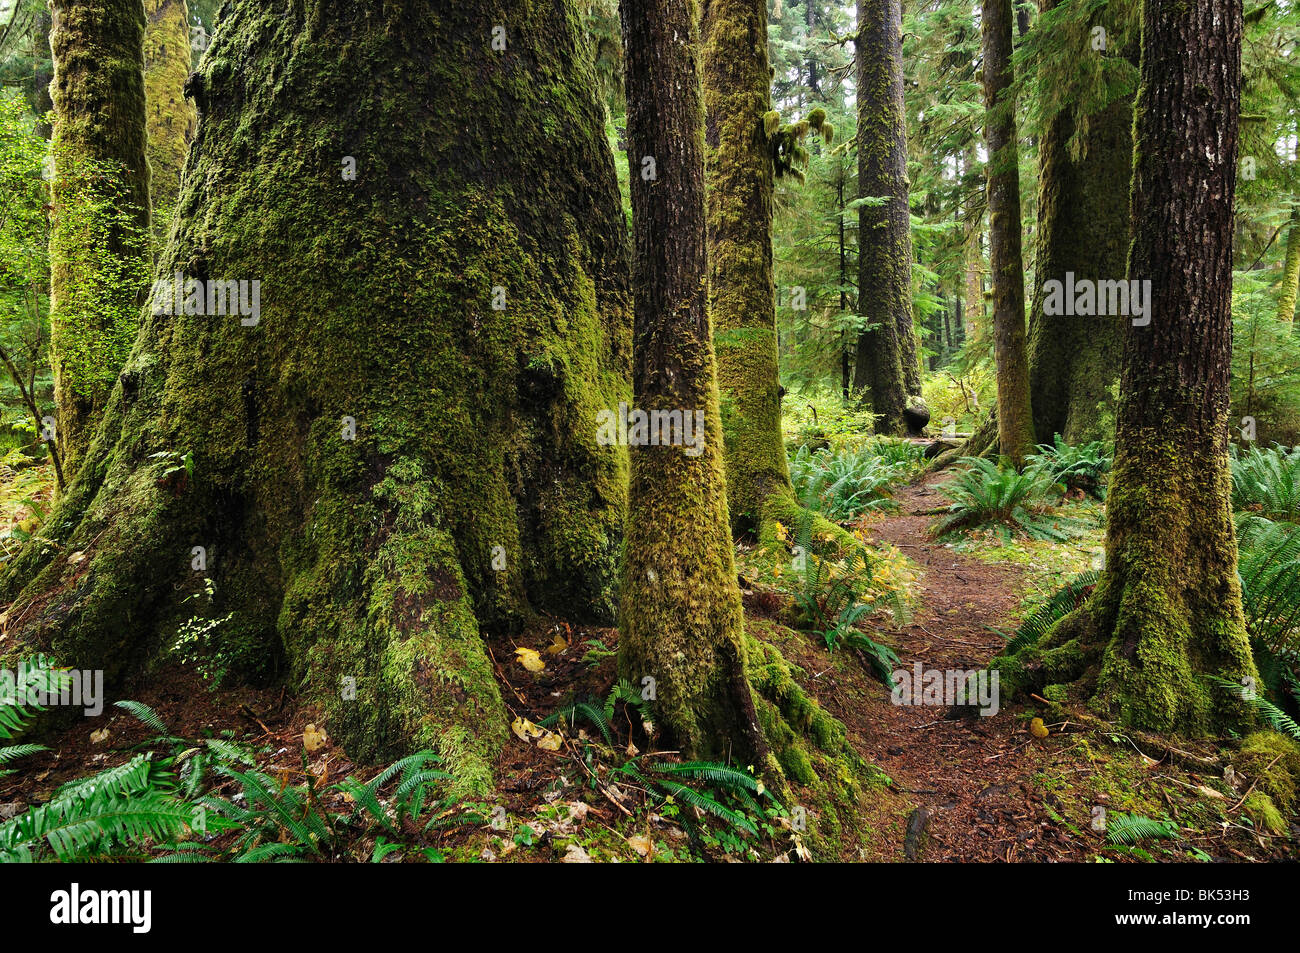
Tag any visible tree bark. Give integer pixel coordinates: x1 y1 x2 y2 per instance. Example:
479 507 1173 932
702 0 793 536
1277 204 1300 323
1025 0 1134 446
6 0 632 794
143 0 196 242
1026 96 1130 445
47 0 152 481
852 0 920 434
618 0 766 765
980 0 1034 463
998 0 1258 735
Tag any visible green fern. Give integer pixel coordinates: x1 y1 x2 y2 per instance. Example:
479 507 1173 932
1002 570 1101 655
933 457 1089 542
1106 813 1179 846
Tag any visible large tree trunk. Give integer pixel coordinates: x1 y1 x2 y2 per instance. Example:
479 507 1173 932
47 0 152 481
1277 205 1300 323
980 0 1034 463
143 0 196 241
618 0 766 765
852 0 919 435
5 0 632 794
1025 0 1133 446
1026 97 1130 445
998 0 1257 735
702 0 793 536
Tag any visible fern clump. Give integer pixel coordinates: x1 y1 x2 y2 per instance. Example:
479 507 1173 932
1026 434 1111 500
789 443 911 521
932 457 1087 541
1231 443 1300 521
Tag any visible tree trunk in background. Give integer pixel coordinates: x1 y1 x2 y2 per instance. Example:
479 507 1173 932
998 0 1257 735
1277 205 1300 322
619 0 766 765
702 0 794 537
962 146 984 339
1026 95 1130 445
1026 0 1132 446
25 5 55 138
5 0 632 794
853 0 919 434
47 0 152 482
143 0 197 241
980 0 1034 463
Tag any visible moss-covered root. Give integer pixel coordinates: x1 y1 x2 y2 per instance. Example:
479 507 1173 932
992 604 1103 702
746 630 880 858
928 411 997 471
1231 731 1300 820
759 488 868 562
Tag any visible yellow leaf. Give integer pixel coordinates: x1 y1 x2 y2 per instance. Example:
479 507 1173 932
511 717 545 741
304 723 328 752
89 727 110 744
627 834 654 858
1029 717 1049 739
515 647 546 672
545 631 569 655
537 730 563 752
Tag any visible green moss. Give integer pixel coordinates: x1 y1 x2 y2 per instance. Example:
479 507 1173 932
1232 731 1300 814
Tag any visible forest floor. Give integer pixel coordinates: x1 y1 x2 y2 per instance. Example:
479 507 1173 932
2 465 1298 861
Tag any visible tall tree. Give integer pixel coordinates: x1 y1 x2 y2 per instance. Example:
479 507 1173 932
702 0 788 536
1025 0 1138 445
998 0 1257 734
47 0 152 481
980 0 1034 463
4 0 632 794
1278 205 1300 322
702 0 836 538
853 0 920 434
143 0 197 239
618 0 766 763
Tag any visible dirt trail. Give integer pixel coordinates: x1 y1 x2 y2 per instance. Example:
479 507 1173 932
833 471 1091 861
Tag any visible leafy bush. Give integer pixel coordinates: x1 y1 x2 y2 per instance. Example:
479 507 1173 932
1231 443 1300 521
932 457 1087 541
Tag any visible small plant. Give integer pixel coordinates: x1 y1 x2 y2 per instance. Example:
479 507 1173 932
1026 435 1111 501
1000 570 1100 656
789 443 909 521
932 457 1086 541
1105 813 1179 847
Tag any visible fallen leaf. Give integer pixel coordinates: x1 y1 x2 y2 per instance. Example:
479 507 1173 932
1029 717 1049 739
561 843 592 863
545 631 568 655
627 834 654 858
537 730 563 752
89 727 110 744
511 717 545 741
515 647 545 673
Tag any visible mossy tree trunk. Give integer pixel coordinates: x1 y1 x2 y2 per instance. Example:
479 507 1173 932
143 0 196 243
1025 0 1133 446
852 0 919 435
1277 204 1300 323
5 0 632 794
997 0 1258 735
47 0 152 482
701 0 791 536
980 0 1034 464
617 0 767 766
